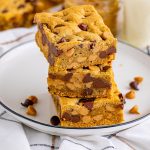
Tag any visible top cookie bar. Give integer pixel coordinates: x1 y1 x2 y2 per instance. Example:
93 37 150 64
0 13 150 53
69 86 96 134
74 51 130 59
35 5 117 71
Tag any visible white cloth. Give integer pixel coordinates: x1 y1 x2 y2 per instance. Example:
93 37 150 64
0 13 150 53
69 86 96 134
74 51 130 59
0 27 150 150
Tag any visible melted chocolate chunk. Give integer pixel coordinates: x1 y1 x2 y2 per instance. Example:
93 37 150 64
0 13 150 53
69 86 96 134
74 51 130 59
55 24 64 28
2 9 8 13
21 99 33 107
47 42 63 57
62 113 80 123
82 73 93 83
78 23 88 31
103 66 110 71
57 37 67 44
78 98 95 110
107 47 116 55
79 98 95 103
118 93 126 104
17 4 25 9
48 54 54 66
83 101 94 111
49 73 56 79
83 66 89 69
92 78 111 88
63 73 73 82
82 88 93 96
50 116 60 126
79 44 83 48
99 51 107 58
99 47 116 58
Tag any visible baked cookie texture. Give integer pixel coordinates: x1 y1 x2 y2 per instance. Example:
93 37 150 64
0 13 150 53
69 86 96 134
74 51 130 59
53 88 124 127
35 5 117 71
64 0 119 35
48 64 115 98
34 5 124 127
0 0 53 31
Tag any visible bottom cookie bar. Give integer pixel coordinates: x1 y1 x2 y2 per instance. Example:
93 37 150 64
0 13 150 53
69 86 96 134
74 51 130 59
52 90 124 127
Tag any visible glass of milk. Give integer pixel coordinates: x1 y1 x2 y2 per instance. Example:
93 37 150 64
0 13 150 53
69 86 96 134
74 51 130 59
122 0 150 48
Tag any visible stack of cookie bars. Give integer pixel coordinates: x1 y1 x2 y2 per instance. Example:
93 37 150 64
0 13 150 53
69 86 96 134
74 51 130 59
35 5 124 127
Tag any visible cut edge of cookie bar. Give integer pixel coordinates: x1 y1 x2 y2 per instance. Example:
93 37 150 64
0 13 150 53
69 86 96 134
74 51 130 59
34 5 117 70
52 88 124 127
47 64 116 98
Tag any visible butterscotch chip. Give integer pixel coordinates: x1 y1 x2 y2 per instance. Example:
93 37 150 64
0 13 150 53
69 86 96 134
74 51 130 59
26 106 37 116
93 115 103 121
129 105 140 114
125 90 135 99
82 116 91 123
134 76 143 84
28 96 38 104
106 105 115 112
79 107 89 116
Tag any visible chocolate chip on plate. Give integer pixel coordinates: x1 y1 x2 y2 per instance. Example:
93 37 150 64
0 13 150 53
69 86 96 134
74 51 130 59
21 99 33 107
130 81 139 90
78 23 88 31
50 116 60 126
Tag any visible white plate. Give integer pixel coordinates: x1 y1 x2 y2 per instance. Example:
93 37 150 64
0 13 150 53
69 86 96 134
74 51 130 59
0 40 150 136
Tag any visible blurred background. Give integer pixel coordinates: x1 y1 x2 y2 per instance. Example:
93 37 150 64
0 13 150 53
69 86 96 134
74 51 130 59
0 0 150 49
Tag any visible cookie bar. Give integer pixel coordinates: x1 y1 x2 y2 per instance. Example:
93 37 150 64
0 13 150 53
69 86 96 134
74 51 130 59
64 0 119 35
52 89 124 127
48 65 115 98
35 5 117 71
0 0 53 31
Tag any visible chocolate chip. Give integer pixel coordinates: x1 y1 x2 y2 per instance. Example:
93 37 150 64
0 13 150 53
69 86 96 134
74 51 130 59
50 116 60 126
82 73 93 83
62 113 80 123
57 37 67 44
107 47 116 55
82 88 93 96
78 23 88 31
2 9 8 13
99 51 107 58
130 81 139 90
92 78 111 88
63 73 73 82
18 4 25 9
21 99 33 107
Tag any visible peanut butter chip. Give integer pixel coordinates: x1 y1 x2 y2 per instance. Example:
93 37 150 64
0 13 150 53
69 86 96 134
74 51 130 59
26 106 37 116
129 105 140 114
125 90 135 99
134 76 143 84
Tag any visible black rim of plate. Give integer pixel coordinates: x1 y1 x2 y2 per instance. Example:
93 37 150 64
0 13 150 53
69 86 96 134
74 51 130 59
0 39 150 130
